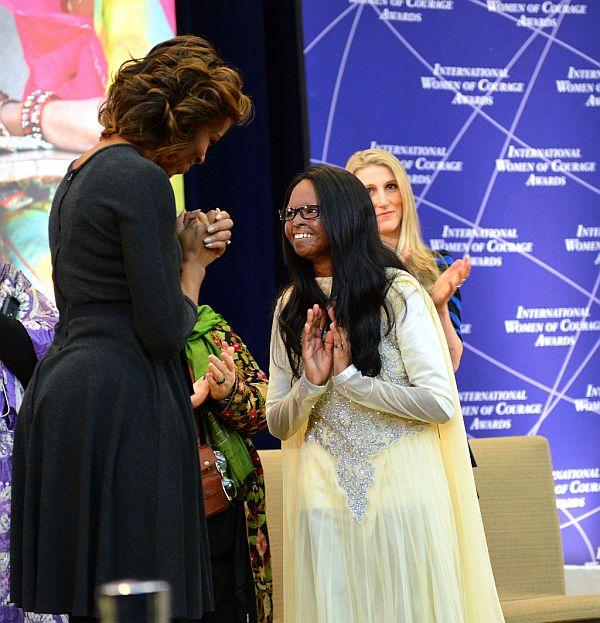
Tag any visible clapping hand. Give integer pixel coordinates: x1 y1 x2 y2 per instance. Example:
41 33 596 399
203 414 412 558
206 344 237 401
301 305 333 386
430 255 471 311
190 344 237 408
327 306 352 376
191 376 210 408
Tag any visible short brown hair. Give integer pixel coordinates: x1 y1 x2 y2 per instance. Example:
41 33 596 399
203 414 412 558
99 35 253 155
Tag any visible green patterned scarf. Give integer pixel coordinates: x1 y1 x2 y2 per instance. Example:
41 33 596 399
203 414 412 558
185 305 255 488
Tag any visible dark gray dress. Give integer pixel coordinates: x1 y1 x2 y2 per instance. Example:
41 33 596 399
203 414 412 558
10 144 213 619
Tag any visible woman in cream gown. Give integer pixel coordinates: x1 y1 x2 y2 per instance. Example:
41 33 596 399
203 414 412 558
267 165 503 623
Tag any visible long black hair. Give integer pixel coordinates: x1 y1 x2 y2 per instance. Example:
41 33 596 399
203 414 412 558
278 165 406 379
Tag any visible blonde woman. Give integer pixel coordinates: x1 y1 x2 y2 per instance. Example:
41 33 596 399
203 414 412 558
346 149 470 372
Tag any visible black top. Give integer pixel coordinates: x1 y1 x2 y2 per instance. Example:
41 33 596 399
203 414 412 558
10 145 213 618
50 144 197 357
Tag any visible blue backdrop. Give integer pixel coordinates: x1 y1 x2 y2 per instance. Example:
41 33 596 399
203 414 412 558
301 0 599 566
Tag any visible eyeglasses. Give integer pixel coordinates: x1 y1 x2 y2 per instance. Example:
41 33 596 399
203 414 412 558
279 204 320 221
214 450 238 501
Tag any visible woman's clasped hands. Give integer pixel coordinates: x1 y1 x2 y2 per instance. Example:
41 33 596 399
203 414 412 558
302 305 352 386
177 208 234 269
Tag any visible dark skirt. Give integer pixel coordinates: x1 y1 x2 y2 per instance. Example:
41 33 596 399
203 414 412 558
10 313 213 619
202 502 257 623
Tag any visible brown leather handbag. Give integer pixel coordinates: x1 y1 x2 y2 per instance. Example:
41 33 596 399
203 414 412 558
191 363 234 518
198 444 231 517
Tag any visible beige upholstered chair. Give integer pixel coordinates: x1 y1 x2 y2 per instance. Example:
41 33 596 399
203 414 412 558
471 436 600 623
260 437 600 622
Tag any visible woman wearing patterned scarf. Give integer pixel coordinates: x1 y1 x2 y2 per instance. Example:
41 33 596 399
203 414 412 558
187 306 272 623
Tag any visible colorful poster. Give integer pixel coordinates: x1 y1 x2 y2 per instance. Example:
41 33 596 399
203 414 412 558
0 0 178 298
301 0 599 565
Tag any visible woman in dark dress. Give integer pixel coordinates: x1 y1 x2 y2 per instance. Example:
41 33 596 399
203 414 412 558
9 36 252 621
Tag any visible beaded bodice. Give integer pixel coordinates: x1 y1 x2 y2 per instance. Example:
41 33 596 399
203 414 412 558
304 333 426 523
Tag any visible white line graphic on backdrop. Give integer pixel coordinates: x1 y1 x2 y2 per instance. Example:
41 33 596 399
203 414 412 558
531 270 600 435
414 0 586 207
419 197 600 305
304 4 358 54
561 505 600 530
322 5 363 162
544 336 600 420
462 341 580 408
467 0 600 69
466 4 568 251
310 157 600 306
371 5 600 197
416 13 552 207
559 507 597 563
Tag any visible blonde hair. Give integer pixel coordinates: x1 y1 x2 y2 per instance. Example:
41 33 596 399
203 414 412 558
346 148 441 291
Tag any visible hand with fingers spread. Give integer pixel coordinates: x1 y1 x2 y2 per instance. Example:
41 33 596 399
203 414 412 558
430 255 471 311
206 344 238 401
301 304 333 386
327 306 352 376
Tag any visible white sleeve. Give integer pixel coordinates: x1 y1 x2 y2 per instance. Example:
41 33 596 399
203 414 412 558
332 285 454 423
266 300 329 440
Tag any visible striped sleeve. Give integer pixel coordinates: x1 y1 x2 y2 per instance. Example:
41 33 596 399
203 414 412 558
436 250 463 342
436 251 475 466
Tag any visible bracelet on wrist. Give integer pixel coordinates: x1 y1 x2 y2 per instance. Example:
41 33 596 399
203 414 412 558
21 90 58 141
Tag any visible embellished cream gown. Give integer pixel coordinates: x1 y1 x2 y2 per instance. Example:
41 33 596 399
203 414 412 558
266 270 504 623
